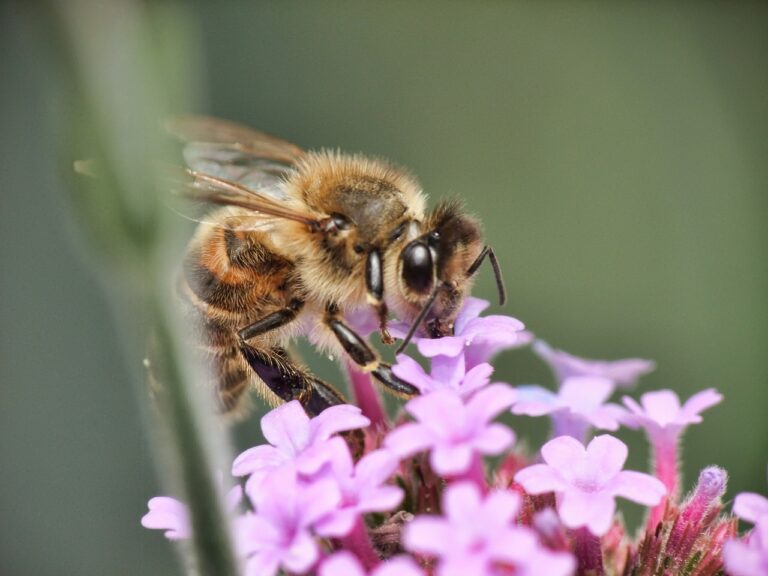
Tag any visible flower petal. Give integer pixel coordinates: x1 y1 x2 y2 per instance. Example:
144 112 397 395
404 516 454 555
540 435 586 483
585 435 628 480
319 552 365 576
431 443 474 475
559 490 615 536
261 401 310 454
232 445 286 477
466 384 517 423
472 423 515 455
515 464 568 494
454 297 490 334
443 482 483 523
733 492 768 524
680 388 722 421
308 404 370 442
384 422 435 458
639 390 681 427
609 471 666 506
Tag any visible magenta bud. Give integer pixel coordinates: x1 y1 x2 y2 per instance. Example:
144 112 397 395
681 466 728 524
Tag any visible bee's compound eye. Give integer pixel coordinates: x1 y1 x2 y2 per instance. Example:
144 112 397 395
354 244 365 254
401 241 434 295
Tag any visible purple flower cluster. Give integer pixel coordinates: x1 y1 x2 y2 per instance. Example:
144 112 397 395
142 297 755 576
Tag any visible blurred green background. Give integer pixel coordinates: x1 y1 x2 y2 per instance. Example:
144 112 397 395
2 2 767 574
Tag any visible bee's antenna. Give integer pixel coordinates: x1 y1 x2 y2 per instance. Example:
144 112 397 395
466 245 507 306
396 286 440 354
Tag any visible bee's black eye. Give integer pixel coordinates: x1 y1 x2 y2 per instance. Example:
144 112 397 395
353 244 365 254
401 241 434 295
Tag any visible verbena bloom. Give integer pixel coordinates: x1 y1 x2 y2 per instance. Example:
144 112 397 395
314 441 404 536
621 388 723 437
232 400 369 495
141 484 242 541
621 388 722 514
515 435 666 536
513 376 624 440
237 466 341 576
393 297 530 387
533 340 655 389
385 385 516 475
723 521 768 576
319 551 424 576
404 482 572 576
392 355 493 396
141 497 190 540
734 491 768 526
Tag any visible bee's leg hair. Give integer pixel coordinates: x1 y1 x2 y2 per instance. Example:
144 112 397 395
365 248 393 344
239 344 346 417
324 306 419 398
237 299 304 342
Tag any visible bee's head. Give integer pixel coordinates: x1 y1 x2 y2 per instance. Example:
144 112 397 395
397 201 489 344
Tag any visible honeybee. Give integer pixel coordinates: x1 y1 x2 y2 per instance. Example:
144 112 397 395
167 116 505 417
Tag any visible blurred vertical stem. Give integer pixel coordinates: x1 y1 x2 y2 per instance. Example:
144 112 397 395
32 2 241 575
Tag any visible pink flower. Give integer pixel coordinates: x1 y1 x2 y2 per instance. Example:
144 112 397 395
141 497 190 540
393 297 531 388
392 355 493 396
404 482 566 576
238 466 341 576
723 521 768 576
385 386 516 475
141 485 242 541
313 441 404 536
512 376 625 437
232 400 369 495
734 492 768 526
621 388 723 438
533 340 655 389
515 435 666 536
319 552 424 576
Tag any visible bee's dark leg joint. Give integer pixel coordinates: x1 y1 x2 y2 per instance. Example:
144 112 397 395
237 299 305 342
372 363 419 397
327 316 377 367
239 344 345 416
325 310 418 397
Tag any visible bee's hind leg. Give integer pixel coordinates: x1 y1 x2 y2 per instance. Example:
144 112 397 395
239 344 346 417
324 305 419 398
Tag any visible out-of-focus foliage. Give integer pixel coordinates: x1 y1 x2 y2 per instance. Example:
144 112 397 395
1 2 766 575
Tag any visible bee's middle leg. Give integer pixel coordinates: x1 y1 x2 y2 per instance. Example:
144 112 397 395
237 301 346 416
324 305 419 398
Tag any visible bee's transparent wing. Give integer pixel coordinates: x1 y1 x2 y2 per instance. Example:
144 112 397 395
165 166 319 228
166 116 306 201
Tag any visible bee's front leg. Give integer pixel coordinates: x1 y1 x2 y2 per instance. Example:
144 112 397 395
324 305 419 398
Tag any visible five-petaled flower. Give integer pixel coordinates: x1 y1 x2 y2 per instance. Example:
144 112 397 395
393 297 531 387
404 482 574 576
237 466 341 576
385 385 516 475
232 400 369 496
515 435 666 536
533 340 655 389
512 376 624 440
620 388 723 439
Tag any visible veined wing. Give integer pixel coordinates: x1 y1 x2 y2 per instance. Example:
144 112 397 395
166 166 320 228
166 116 306 199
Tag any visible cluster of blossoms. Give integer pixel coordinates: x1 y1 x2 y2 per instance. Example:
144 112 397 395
143 298 766 575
